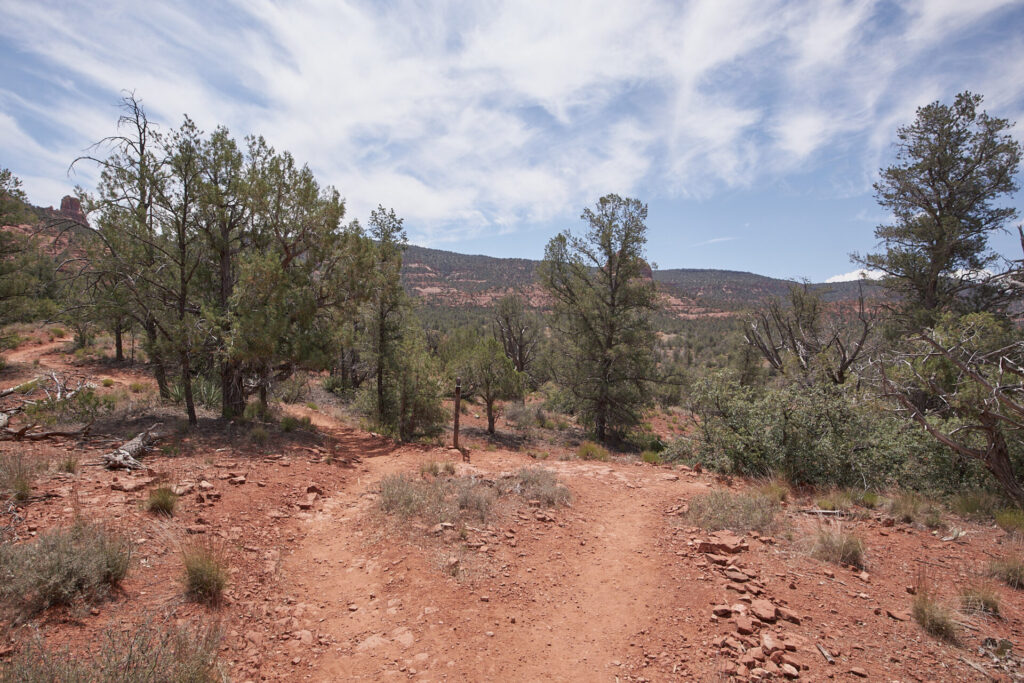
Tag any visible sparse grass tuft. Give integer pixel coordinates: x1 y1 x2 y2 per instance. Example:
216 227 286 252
990 552 1024 590
455 479 495 523
912 574 959 643
0 619 223 682
305 402 319 411
56 456 77 474
995 508 1024 536
683 490 778 533
128 382 145 393
0 523 131 620
250 425 269 446
420 461 455 477
815 490 853 512
101 378 115 388
500 468 571 507
811 525 865 569
951 490 1002 521
181 541 228 606
853 490 880 509
641 450 663 465
960 582 1001 616
145 487 178 517
889 491 944 527
576 441 610 461
757 477 789 503
0 453 34 502
280 415 313 432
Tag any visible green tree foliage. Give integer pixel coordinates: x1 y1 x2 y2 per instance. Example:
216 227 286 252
854 92 1022 325
0 169 57 330
76 95 367 424
459 337 524 434
879 313 1024 505
492 292 540 384
540 194 658 443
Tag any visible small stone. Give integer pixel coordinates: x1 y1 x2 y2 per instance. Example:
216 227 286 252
735 615 756 635
348 604 358 612
886 609 911 621
198 480 215 491
761 632 781 653
712 605 732 617
777 606 802 624
781 662 799 679
850 667 868 677
750 599 778 623
306 484 324 495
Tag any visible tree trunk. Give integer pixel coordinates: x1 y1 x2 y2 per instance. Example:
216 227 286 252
103 425 160 469
486 398 496 434
983 418 1024 507
145 319 170 399
114 325 124 362
221 361 245 419
181 355 197 426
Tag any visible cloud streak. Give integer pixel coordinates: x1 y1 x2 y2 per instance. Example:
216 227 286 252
0 0 1021 246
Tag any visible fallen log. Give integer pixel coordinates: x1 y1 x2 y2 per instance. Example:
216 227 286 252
103 424 161 470
0 378 41 398
0 421 93 442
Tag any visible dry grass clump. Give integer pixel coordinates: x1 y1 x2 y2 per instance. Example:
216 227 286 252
995 508 1024 536
990 552 1024 590
145 487 178 517
811 525 866 569
889 491 944 528
683 490 779 533
55 455 77 474
181 541 228 606
0 522 131 620
912 574 959 643
0 453 34 502
380 472 495 524
756 477 789 503
815 490 853 512
959 582 1001 616
0 619 223 682
420 461 456 477
951 490 1002 520
500 467 571 507
577 441 610 461
455 479 496 523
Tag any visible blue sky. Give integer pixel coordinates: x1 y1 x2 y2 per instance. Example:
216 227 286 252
2 0 1024 282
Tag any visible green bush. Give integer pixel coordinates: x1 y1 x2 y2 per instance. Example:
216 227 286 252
577 441 610 461
250 425 269 446
24 388 115 426
0 523 131 620
0 620 222 683
641 450 663 465
168 375 219 409
101 378 115 388
816 490 853 512
145 487 178 517
683 490 778 532
952 490 1003 520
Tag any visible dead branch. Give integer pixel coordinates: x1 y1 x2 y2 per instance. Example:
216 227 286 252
0 421 93 442
103 423 161 470
0 377 42 398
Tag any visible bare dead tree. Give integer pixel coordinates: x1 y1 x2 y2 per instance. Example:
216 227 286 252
745 282 877 384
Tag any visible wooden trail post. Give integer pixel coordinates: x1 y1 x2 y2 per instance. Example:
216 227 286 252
453 377 461 451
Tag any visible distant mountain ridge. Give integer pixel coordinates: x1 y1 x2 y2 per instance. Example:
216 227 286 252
401 243 875 315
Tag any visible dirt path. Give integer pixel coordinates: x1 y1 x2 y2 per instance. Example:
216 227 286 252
268 424 707 681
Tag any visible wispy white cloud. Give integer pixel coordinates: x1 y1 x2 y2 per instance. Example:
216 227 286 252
0 0 1021 245
826 268 884 283
693 236 736 247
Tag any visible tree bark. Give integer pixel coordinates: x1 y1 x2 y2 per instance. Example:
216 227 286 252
221 361 245 419
145 319 170 399
114 325 124 362
486 398 496 435
181 354 197 426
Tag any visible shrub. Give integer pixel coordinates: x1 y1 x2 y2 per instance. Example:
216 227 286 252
243 401 274 422
0 619 222 682
888 491 943 525
504 402 539 428
101 378 115 388
128 382 145 393
24 388 114 426
912 577 959 643
322 374 348 396
168 375 219 409
960 583 1001 616
577 441 610 461
181 541 228 606
0 523 131 620
275 375 306 404
306 402 319 411
811 526 865 569
683 490 778 532
500 468 571 507
641 450 663 465
0 453 33 502
379 474 440 518
990 553 1024 589
280 415 313 432
952 490 1003 520
145 487 178 517
995 508 1024 535
853 490 880 509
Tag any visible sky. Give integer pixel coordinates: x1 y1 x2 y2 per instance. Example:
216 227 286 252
2 0 1024 282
